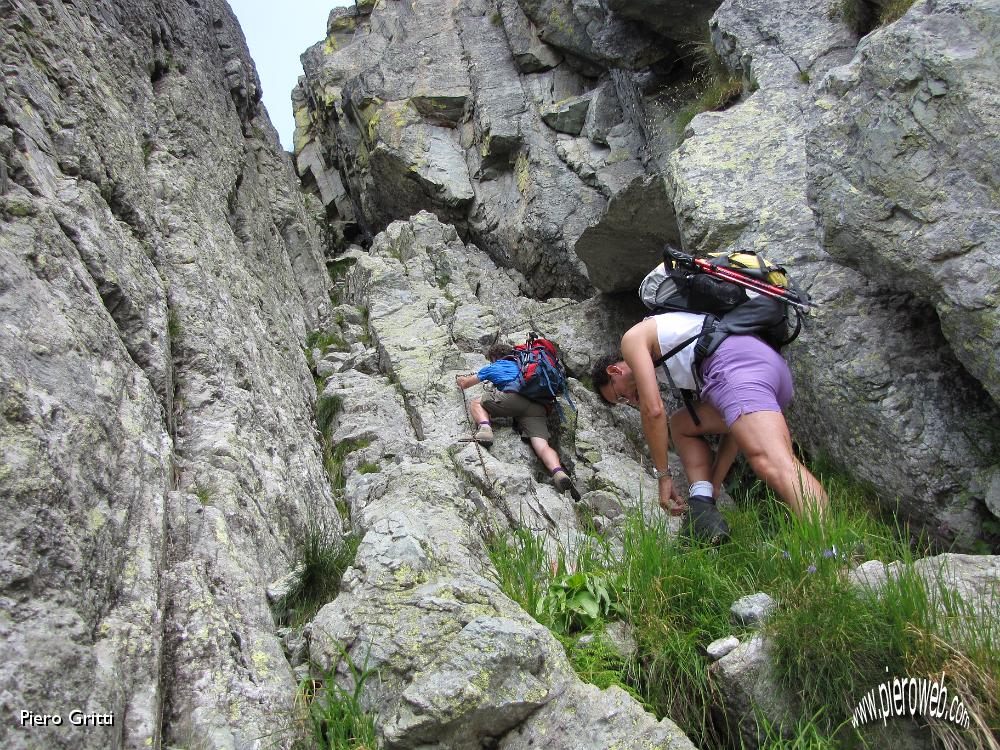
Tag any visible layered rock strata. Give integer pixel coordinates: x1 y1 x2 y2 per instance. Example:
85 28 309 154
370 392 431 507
309 211 696 749
293 0 681 299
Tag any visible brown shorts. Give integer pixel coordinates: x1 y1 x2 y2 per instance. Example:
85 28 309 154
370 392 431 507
480 390 549 440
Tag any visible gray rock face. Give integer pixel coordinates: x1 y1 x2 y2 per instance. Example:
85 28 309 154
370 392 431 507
499 0 566 73
541 94 592 134
610 0 723 44
309 213 695 749
851 554 1000 613
706 635 740 661
516 0 671 70
575 175 680 292
808 0 1000 406
295 0 678 299
664 0 1000 546
0 0 335 747
710 635 798 747
710 0 858 87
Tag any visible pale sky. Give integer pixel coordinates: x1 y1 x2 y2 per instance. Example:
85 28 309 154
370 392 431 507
227 0 351 151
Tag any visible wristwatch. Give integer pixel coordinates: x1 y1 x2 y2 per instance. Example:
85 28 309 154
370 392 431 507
653 467 670 480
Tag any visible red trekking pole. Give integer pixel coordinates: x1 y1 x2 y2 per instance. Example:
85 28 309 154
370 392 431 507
665 247 814 312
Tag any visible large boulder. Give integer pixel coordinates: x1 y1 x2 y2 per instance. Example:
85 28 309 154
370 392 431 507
663 0 1000 547
609 0 724 44
808 0 1000 405
575 175 680 292
515 0 671 70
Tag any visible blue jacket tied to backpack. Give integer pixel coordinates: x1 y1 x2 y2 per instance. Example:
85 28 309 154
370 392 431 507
476 360 520 388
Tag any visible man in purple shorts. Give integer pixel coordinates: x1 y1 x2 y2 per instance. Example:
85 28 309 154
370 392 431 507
591 312 827 543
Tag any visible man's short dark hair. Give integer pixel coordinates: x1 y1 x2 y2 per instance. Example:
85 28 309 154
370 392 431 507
485 342 513 362
591 351 623 404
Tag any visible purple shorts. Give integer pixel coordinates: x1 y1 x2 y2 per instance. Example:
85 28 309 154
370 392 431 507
700 335 793 428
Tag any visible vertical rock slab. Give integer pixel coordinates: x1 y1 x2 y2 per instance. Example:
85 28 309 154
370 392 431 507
0 210 171 749
808 0 1000 405
0 0 337 747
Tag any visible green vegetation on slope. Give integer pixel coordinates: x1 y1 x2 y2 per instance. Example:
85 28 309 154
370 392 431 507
487 467 1000 748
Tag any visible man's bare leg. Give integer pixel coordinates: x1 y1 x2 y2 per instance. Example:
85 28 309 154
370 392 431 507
728 410 828 516
469 399 490 425
529 436 561 473
669 404 729 486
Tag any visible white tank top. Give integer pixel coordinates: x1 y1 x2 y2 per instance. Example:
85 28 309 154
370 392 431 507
654 312 705 390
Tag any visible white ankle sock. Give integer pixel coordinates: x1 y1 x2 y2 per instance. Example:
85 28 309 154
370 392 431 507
689 480 714 499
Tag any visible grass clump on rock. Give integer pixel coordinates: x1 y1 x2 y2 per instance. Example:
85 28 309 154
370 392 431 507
876 0 917 25
673 41 744 137
315 393 344 437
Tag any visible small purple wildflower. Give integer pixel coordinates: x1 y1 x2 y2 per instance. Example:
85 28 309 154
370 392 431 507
821 549 835 559
806 564 817 574
781 550 791 560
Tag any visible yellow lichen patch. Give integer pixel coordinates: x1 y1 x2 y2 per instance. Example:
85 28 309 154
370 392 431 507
251 650 272 674
515 151 531 195
546 7 578 42
87 506 107 533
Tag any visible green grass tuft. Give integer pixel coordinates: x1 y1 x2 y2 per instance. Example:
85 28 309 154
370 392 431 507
167 309 181 341
294 644 376 750
674 41 744 137
325 438 372 491
484 460 998 746
326 257 357 284
486 527 553 624
877 0 916 25
557 630 646 706
306 329 349 355
274 529 361 629
315 394 344 438
193 484 213 505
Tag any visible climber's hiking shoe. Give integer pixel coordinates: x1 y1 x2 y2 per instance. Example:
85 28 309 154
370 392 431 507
679 495 730 545
553 470 582 501
473 423 494 448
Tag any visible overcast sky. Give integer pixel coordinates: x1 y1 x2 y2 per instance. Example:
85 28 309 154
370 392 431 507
227 0 350 151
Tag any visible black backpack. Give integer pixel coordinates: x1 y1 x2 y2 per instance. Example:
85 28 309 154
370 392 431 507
639 246 811 422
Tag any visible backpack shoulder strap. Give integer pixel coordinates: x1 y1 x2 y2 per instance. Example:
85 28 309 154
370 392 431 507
651 316 717 368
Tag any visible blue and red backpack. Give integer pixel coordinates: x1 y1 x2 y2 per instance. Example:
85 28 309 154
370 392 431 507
501 334 573 412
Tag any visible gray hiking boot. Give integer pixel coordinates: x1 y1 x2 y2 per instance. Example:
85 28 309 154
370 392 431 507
680 495 731 545
473 423 493 448
553 470 582 501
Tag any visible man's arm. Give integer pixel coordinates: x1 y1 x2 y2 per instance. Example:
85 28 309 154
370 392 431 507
456 374 481 389
621 321 686 514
